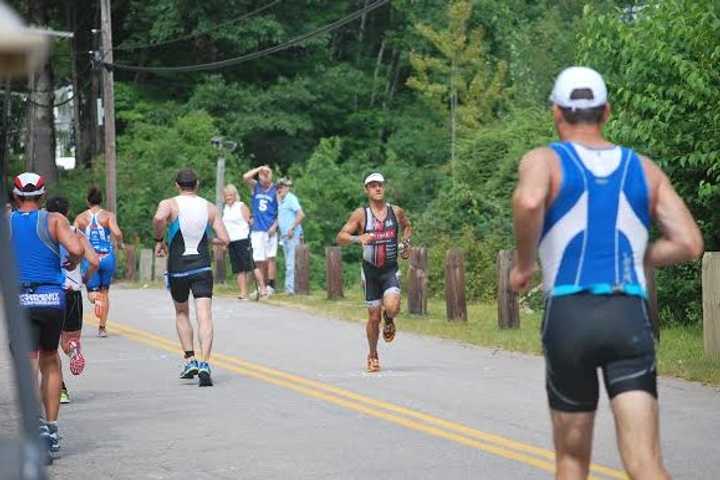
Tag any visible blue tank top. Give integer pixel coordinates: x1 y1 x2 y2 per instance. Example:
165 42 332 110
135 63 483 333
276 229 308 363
9 210 64 287
251 183 278 232
85 211 113 254
539 142 650 298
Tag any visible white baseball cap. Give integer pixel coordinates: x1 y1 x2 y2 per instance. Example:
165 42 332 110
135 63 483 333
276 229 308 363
364 172 385 185
549 66 607 111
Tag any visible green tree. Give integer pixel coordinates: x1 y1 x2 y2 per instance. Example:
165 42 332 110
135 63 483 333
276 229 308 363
406 0 507 174
577 0 720 323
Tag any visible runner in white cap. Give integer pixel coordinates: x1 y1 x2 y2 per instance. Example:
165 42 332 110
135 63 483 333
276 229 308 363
337 172 412 372
510 66 702 479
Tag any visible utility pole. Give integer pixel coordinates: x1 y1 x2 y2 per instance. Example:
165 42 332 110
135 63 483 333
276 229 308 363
100 0 117 213
211 137 237 284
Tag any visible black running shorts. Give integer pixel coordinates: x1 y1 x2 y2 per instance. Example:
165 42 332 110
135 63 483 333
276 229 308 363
27 307 64 353
361 262 400 308
169 270 213 303
228 239 255 274
63 290 83 332
542 293 657 412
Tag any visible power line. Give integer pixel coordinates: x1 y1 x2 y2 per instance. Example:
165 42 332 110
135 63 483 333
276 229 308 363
105 0 390 74
113 0 282 52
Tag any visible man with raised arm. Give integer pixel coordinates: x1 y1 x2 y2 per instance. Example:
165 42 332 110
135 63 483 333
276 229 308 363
336 173 412 373
510 66 703 480
153 168 230 387
243 165 279 295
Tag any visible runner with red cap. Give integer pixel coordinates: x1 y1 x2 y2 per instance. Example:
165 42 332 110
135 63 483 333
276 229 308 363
336 172 412 373
9 172 84 457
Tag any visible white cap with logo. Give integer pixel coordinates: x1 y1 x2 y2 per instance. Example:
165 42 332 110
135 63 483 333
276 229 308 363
549 66 607 111
364 172 385 185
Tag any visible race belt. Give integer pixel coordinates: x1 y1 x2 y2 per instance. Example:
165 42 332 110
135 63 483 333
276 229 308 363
18 291 63 308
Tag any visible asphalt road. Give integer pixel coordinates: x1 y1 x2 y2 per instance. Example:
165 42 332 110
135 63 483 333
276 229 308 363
2 287 719 479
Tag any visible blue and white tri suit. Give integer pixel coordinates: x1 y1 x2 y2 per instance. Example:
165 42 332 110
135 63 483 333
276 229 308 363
538 142 657 412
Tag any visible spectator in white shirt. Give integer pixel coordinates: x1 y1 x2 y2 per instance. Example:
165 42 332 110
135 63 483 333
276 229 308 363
223 184 266 300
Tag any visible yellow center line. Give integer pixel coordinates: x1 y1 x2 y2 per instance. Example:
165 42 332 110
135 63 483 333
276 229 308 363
102 319 628 480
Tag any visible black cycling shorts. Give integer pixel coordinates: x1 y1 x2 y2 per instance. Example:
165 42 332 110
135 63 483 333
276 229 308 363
63 290 83 332
168 270 213 303
228 239 255 274
542 293 657 412
361 262 400 308
27 307 64 353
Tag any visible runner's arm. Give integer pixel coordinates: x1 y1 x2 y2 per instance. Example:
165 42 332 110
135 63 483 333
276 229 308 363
209 203 230 247
152 199 173 244
107 212 125 250
394 206 412 242
643 157 703 266
393 206 412 258
336 209 373 246
80 233 99 283
52 213 83 261
511 148 552 275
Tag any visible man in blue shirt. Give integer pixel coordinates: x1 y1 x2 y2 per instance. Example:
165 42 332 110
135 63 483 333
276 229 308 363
277 177 305 295
10 172 84 457
243 165 279 294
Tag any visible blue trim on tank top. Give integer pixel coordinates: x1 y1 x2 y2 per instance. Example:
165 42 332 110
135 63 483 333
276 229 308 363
551 283 647 299
167 266 212 278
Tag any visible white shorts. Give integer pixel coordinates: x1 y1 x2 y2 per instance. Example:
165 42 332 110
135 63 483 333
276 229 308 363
251 231 278 261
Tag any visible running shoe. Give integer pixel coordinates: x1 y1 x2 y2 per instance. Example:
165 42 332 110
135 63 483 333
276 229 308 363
68 340 85 375
97 326 107 338
60 384 70 404
180 359 199 379
265 286 275 297
382 311 396 343
238 296 250 301
39 421 60 458
366 355 381 373
198 361 213 387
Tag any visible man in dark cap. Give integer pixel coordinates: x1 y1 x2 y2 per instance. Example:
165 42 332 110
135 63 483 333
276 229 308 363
152 168 230 387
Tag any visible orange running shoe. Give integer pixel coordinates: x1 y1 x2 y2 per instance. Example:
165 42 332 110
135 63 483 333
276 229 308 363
367 355 381 373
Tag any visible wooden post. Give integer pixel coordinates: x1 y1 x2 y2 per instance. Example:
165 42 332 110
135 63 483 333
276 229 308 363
295 243 310 295
325 246 344 300
138 248 153 282
407 247 428 315
497 250 520 329
645 265 660 340
153 254 167 282
445 248 467 322
124 245 137 281
702 252 720 358
214 245 226 284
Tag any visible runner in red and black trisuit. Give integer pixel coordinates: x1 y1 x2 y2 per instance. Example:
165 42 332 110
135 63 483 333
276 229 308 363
337 172 412 373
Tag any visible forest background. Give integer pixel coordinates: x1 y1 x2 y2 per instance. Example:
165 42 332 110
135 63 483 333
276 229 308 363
4 0 719 328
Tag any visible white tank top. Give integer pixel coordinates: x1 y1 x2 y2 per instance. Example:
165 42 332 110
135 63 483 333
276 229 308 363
223 201 250 241
64 226 83 291
174 195 209 255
